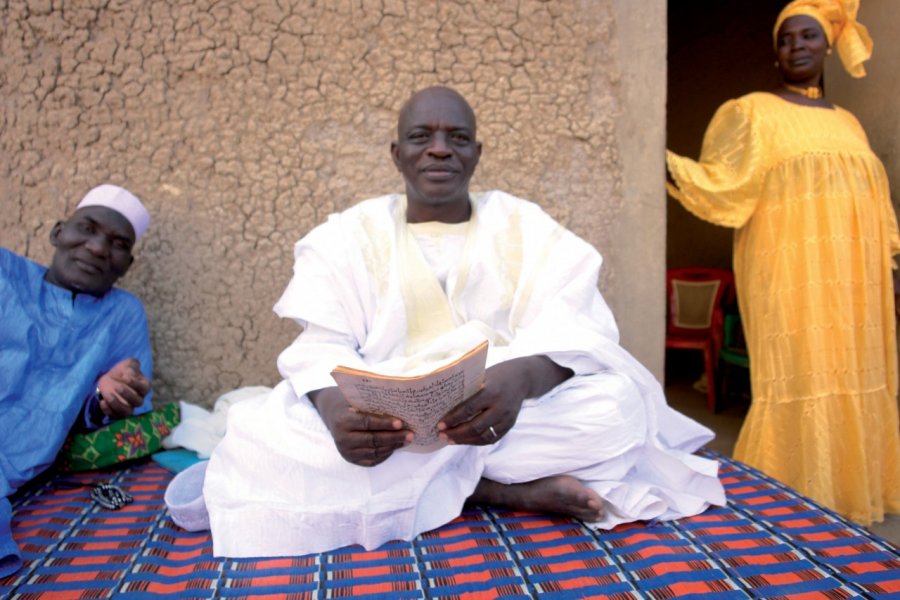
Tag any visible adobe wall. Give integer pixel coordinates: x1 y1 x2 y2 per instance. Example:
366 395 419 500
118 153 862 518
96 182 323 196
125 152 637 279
1 0 667 405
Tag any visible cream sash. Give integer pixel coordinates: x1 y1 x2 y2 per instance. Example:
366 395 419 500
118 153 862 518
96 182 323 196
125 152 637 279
394 197 481 356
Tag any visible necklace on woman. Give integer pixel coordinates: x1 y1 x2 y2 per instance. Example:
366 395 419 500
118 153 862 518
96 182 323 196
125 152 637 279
784 84 822 99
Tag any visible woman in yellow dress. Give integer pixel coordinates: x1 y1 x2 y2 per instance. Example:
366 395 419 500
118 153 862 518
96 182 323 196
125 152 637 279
666 0 900 526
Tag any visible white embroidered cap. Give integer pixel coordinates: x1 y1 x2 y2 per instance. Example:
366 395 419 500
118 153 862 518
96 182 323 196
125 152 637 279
164 460 210 532
76 184 150 240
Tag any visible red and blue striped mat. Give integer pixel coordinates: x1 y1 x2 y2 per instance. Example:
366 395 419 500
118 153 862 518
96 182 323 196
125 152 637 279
2 450 898 598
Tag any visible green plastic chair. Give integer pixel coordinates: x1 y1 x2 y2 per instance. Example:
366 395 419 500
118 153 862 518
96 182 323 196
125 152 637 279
718 313 750 404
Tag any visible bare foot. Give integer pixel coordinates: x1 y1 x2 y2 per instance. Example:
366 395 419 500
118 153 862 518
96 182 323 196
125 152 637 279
469 475 604 522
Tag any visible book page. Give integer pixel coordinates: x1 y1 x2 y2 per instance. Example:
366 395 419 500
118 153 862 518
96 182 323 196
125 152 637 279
331 341 488 449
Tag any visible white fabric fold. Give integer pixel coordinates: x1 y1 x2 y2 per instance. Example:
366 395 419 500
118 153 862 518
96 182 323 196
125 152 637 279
163 386 271 458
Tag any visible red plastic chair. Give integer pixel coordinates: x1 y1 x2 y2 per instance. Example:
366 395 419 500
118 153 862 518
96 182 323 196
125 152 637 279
665 267 734 412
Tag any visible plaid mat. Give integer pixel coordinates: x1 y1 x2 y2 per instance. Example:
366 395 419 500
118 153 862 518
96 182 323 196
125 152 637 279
2 451 898 599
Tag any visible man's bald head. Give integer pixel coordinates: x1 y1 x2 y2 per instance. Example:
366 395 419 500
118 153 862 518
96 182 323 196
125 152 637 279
396 86 477 139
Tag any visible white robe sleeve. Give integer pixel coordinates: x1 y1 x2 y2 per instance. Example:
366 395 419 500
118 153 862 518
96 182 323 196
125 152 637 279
502 219 619 376
273 218 371 399
495 201 707 450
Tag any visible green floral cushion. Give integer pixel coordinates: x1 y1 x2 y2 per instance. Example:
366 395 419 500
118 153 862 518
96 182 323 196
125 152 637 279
59 402 180 472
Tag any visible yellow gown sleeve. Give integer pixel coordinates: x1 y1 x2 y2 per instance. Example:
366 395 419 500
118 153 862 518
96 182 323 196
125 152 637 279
881 189 900 261
667 98 763 229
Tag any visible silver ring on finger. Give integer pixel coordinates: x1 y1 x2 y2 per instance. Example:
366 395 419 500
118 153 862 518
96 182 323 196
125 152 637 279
488 425 499 439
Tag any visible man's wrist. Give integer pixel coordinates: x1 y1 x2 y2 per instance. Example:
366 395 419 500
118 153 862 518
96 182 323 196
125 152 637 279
83 386 108 430
307 388 333 417
525 355 573 398
307 387 344 430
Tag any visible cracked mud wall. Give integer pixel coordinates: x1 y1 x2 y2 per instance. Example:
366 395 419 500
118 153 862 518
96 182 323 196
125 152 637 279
1 0 667 406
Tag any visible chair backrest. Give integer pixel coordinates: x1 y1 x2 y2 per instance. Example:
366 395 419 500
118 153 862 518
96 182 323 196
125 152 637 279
666 267 734 336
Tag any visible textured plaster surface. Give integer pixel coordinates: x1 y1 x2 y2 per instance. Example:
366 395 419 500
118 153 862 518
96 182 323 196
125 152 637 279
2 0 662 405
609 0 665 378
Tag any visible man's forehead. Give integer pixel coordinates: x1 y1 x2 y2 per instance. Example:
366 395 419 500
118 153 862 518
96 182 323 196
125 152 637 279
70 205 136 241
399 88 476 132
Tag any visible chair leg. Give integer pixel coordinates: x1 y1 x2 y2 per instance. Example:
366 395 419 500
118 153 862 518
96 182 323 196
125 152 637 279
704 347 716 412
718 360 728 407
716 360 734 410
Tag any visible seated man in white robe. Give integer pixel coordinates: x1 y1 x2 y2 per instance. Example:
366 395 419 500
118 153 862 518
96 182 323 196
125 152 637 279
203 86 726 557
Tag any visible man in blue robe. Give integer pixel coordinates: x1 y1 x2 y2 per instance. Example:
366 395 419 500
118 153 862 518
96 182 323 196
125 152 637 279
0 184 153 578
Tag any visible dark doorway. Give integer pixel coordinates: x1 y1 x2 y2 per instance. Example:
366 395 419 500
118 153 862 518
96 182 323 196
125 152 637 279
664 1 786 422
666 1 785 271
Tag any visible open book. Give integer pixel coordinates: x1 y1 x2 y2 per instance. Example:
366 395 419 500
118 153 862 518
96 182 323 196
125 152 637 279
330 340 489 451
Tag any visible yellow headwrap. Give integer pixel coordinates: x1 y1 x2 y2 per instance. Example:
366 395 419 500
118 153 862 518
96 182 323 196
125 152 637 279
773 0 873 78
